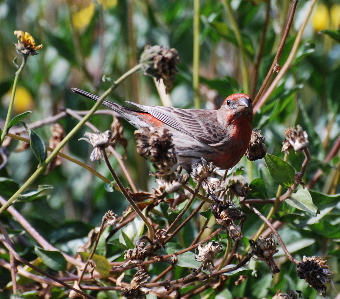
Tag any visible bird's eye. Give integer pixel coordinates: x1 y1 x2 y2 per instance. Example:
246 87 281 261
227 100 231 105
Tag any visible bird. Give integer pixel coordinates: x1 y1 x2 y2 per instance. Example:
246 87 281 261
71 88 253 170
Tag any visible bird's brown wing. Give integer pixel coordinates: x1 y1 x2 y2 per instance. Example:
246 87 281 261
126 102 226 144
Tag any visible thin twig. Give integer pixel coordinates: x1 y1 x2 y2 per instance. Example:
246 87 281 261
67 108 137 192
166 183 201 233
254 0 316 112
0 196 84 268
102 149 155 241
0 223 96 299
246 204 299 264
308 135 340 189
165 200 205 244
253 0 299 107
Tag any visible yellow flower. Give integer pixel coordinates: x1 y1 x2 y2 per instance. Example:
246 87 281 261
14 30 43 56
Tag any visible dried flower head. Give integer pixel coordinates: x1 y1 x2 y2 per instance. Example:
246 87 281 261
135 127 177 177
140 45 180 93
124 238 153 265
191 159 216 183
283 125 309 152
156 173 189 194
249 234 280 274
211 200 246 241
245 130 267 161
122 269 150 299
102 210 118 227
273 290 301 299
225 175 249 198
154 229 168 247
14 30 43 56
296 256 332 295
79 130 112 161
195 241 223 271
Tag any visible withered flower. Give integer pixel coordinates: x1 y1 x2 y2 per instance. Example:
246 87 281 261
225 175 249 198
102 210 118 227
123 238 153 265
211 200 246 241
122 269 150 299
79 130 112 161
154 229 168 247
195 241 223 271
245 130 267 161
273 290 301 299
156 172 189 194
191 159 216 183
14 30 43 56
296 256 332 295
140 45 180 93
249 234 280 274
135 127 177 178
282 125 309 152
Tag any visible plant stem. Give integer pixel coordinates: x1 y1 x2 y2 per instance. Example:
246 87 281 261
254 0 316 112
193 0 200 108
0 64 142 215
223 0 249 94
0 56 27 146
102 149 155 241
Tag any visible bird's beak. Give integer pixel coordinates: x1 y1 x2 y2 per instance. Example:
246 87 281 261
236 97 251 113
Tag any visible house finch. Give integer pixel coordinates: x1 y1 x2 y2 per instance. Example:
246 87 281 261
72 88 253 170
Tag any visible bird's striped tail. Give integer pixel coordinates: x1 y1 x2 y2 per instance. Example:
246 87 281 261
71 88 119 111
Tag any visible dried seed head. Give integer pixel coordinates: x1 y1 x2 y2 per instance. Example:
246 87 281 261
296 256 332 295
195 241 223 271
79 130 112 161
249 234 280 274
130 269 150 289
135 127 177 177
122 269 150 299
225 175 249 198
283 125 309 152
102 210 118 227
154 229 168 247
202 177 223 194
140 45 180 93
273 290 301 299
211 201 245 240
245 130 267 161
124 241 149 264
191 159 216 183
14 30 43 56
156 173 189 194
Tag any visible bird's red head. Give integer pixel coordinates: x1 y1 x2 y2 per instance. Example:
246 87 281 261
220 93 253 120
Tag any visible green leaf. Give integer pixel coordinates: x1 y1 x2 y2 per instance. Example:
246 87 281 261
200 209 212 219
320 29 340 43
249 178 268 199
220 264 252 276
17 185 53 202
22 122 47 164
285 189 318 217
121 231 135 249
166 242 200 269
264 154 295 188
7 111 32 132
309 221 340 238
78 252 111 277
0 177 19 197
310 191 340 206
34 247 67 271
108 239 128 251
